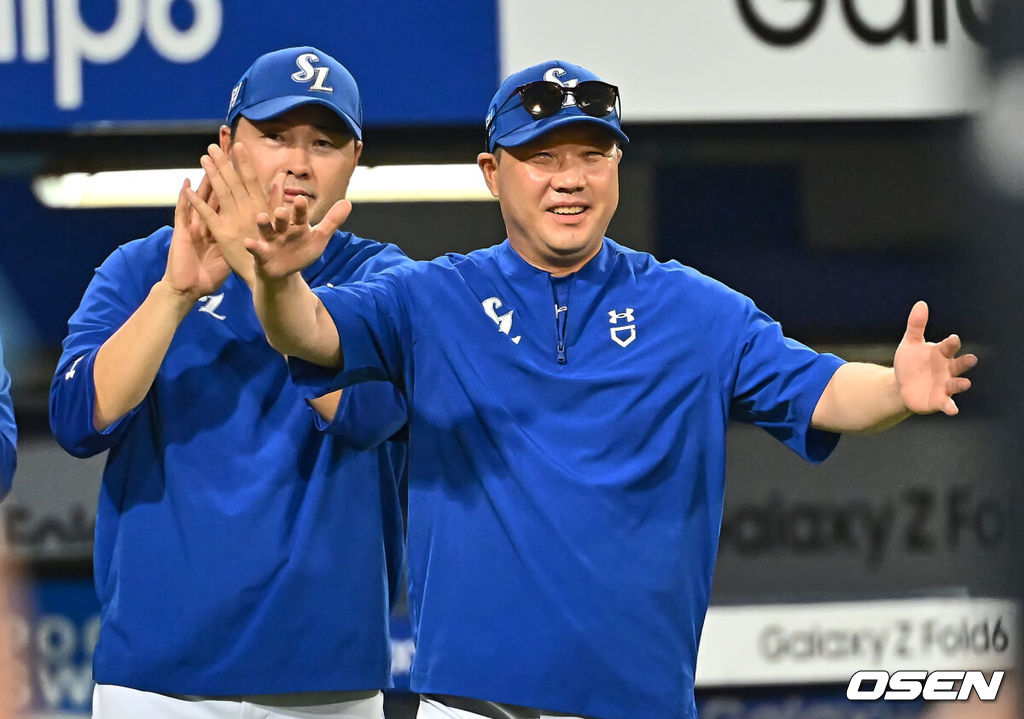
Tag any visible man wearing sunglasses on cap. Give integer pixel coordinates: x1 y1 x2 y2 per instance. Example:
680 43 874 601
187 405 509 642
202 60 976 719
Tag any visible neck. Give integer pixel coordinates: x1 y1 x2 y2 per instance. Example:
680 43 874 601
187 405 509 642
509 240 603 277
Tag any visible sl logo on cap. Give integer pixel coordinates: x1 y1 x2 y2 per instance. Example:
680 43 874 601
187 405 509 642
544 67 578 108
291 52 334 93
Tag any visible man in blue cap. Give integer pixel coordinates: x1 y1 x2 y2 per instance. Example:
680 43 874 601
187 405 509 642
208 60 976 719
0 332 15 499
50 47 408 719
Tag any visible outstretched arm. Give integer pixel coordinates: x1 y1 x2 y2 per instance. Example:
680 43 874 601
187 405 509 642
185 144 348 414
232 194 351 368
187 153 350 367
811 301 977 433
92 178 229 430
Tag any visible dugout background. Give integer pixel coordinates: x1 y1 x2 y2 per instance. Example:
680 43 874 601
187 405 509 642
0 1 1018 717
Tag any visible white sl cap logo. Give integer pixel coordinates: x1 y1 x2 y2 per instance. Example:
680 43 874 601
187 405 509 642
543 67 578 107
291 52 334 93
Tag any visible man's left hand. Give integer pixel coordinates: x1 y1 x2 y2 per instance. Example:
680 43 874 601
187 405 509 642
894 300 978 415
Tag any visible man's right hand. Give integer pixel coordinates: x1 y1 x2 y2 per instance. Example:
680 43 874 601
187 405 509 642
163 175 230 300
92 175 229 432
185 143 268 288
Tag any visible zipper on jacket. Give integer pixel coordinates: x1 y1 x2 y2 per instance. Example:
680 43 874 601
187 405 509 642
551 275 574 365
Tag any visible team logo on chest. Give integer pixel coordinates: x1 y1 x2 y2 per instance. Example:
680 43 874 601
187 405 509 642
608 308 636 348
197 293 227 321
482 297 521 344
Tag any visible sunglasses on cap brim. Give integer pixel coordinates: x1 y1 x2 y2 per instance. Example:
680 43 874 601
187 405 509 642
486 80 621 136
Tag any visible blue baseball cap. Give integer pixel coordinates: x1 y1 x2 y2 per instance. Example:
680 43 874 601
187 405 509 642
485 60 628 152
226 46 362 140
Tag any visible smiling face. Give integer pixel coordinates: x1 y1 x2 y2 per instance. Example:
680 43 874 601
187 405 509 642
478 123 622 275
219 104 361 225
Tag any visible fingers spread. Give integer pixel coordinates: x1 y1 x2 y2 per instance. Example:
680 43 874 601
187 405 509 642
948 377 972 395
269 172 286 210
194 172 213 203
952 352 979 376
256 212 275 240
937 333 962 358
174 179 191 227
316 199 352 238
243 236 263 259
232 143 266 204
184 183 217 223
212 144 246 201
291 195 309 228
200 154 235 212
903 300 929 344
244 237 271 264
208 143 237 181
273 206 290 235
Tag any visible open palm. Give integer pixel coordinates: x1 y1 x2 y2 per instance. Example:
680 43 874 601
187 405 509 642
164 177 230 298
894 301 978 415
245 194 352 280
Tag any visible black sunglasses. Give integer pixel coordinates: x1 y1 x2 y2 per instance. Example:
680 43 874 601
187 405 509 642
486 80 620 135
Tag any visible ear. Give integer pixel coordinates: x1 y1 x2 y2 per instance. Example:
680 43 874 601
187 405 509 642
218 125 232 154
477 152 500 198
352 140 363 167
614 145 623 164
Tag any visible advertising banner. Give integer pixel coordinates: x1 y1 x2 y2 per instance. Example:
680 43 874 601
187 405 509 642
696 597 1018 686
713 419 1011 601
499 0 987 120
0 0 498 130
6 577 416 715
1 1 990 129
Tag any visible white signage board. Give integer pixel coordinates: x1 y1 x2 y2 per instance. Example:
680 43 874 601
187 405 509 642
499 1 987 120
696 597 1018 686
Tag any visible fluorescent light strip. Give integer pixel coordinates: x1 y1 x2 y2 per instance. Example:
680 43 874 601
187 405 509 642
32 164 495 208
353 164 494 202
